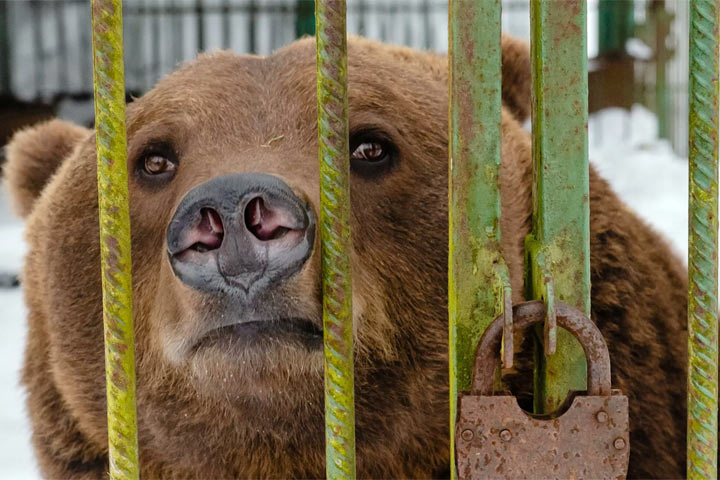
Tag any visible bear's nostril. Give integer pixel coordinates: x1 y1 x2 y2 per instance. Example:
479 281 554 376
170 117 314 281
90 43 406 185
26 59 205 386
189 208 224 252
244 197 293 241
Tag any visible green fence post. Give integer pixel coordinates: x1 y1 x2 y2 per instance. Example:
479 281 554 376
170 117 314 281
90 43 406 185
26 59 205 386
448 0 511 476
315 0 355 477
526 0 590 414
651 0 671 140
687 0 719 478
598 0 634 56
297 0 315 37
91 0 140 478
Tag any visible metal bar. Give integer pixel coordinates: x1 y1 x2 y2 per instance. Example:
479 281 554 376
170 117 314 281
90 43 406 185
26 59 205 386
687 0 719 477
422 0 431 50
172 0 184 64
527 0 590 414
0 0 10 94
315 0 356 477
652 0 671 139
196 0 205 52
448 0 511 477
222 0 231 48
296 0 315 37
55 0 69 91
598 0 634 56
91 0 140 478
248 0 257 53
31 0 42 97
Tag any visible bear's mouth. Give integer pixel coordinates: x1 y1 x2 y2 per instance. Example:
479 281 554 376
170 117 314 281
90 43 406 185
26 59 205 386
193 317 324 351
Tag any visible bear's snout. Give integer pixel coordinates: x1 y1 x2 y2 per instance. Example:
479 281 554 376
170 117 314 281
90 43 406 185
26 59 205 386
166 173 315 298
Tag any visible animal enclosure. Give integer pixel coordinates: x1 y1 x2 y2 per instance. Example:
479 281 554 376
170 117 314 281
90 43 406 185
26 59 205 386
81 0 720 478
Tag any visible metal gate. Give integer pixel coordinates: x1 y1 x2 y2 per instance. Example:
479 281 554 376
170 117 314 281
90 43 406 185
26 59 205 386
89 0 718 478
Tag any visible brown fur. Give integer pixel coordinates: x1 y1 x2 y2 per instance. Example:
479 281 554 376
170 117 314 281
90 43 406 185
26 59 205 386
5 36 687 479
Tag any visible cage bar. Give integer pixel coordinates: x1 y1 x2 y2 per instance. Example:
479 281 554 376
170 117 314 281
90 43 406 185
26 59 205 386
526 0 590 414
687 0 719 478
447 0 510 476
91 0 140 478
315 0 356 477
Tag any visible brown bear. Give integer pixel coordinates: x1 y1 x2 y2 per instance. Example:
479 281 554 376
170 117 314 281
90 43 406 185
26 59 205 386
4 35 687 479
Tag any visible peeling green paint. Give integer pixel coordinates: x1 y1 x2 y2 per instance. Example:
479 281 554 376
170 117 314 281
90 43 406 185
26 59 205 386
528 0 590 414
448 0 512 476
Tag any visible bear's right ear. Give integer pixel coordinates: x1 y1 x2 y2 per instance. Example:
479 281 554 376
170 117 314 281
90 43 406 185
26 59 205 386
3 119 90 218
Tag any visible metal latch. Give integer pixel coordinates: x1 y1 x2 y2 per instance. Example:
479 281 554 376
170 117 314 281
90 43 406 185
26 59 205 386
455 301 629 479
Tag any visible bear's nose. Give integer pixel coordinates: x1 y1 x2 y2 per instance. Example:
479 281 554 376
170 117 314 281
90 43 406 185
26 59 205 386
167 173 315 296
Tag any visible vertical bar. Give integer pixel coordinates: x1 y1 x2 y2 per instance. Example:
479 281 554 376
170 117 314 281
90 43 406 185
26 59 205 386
421 0 431 50
0 1 10 94
527 0 590 414
55 0 69 92
31 0 42 97
687 0 719 477
248 0 257 53
296 0 315 37
315 0 356 477
598 0 634 56
221 0 231 49
652 0 671 139
195 0 205 52
173 0 184 64
152 1 161 82
448 0 510 477
91 0 139 479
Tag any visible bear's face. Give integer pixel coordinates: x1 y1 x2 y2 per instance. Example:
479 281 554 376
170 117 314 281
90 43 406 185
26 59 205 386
6 37 531 477
123 40 451 407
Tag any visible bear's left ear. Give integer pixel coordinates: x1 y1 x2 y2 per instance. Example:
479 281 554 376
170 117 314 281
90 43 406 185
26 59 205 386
501 34 531 122
3 119 91 218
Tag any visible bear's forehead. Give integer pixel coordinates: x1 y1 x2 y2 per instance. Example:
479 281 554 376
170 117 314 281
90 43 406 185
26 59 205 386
125 38 447 144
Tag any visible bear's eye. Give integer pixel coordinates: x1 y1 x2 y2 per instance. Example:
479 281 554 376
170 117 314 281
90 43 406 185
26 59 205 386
143 155 176 176
352 142 386 162
135 144 179 186
349 131 397 177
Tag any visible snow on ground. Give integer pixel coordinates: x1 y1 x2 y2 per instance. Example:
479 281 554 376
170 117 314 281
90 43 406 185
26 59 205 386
0 105 689 478
0 186 37 479
590 105 689 261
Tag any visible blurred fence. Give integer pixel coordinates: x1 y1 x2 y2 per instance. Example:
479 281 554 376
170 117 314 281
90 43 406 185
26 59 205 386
0 0 565 102
0 0 691 155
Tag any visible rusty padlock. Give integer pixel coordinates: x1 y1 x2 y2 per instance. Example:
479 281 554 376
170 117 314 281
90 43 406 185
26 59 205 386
456 301 629 480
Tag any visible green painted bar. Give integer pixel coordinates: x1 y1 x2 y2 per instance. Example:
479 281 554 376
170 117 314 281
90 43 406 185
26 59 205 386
687 0 719 478
296 0 315 37
315 0 356 477
91 0 140 478
598 0 634 56
527 0 590 414
448 0 510 475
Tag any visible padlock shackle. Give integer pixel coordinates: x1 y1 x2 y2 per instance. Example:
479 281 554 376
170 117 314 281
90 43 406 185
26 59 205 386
470 301 612 397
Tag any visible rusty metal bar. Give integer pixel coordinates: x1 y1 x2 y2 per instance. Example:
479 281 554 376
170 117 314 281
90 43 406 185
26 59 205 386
315 0 356 477
687 0 719 477
91 0 140 478
448 0 511 476
527 0 590 414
